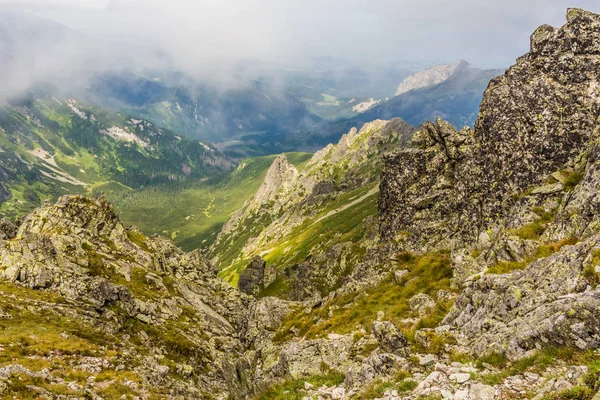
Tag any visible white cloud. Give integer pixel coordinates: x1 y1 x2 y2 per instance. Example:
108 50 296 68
11 0 598 67
0 0 108 8
0 0 599 101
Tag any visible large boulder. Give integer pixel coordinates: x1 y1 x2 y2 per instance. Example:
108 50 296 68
372 321 408 354
238 256 270 296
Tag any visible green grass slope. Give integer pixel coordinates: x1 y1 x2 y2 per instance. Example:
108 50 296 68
0 97 233 220
209 119 416 294
100 152 312 251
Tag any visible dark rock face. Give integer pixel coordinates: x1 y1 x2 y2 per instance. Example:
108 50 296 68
379 120 475 251
379 8 600 252
372 321 408 354
0 218 16 240
290 243 354 301
238 256 270 296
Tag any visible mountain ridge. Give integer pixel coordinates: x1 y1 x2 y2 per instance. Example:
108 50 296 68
0 7 599 400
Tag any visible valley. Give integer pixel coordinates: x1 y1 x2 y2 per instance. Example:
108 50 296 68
0 4 598 400
101 152 312 250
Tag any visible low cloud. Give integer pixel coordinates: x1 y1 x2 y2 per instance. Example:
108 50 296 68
0 0 599 101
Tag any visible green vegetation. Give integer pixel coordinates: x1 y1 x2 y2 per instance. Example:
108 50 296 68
104 153 311 251
217 182 379 288
353 371 416 399
274 252 454 342
584 249 600 288
254 371 345 400
476 347 596 386
543 387 594 400
0 98 232 225
0 96 316 252
0 281 167 399
563 171 584 191
486 237 579 275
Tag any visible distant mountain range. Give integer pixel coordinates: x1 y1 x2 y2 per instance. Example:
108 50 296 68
0 96 232 219
0 11 504 157
288 61 504 149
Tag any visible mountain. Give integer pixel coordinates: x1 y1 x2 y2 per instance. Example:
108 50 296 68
209 119 414 296
303 61 503 147
0 96 232 219
86 71 324 155
2 7 600 400
395 60 465 96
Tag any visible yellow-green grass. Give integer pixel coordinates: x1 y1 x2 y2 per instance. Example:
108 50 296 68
486 237 579 275
273 252 454 343
254 371 345 400
218 182 378 288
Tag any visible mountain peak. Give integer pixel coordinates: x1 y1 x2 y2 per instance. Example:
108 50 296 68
251 154 298 207
395 60 467 96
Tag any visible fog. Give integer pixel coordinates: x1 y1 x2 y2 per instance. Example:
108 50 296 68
0 0 599 100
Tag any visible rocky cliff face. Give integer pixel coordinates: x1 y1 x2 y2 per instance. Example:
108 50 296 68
377 4 600 376
380 8 600 252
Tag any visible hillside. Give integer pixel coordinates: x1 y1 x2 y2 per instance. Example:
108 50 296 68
208 119 414 293
0 96 232 219
1 7 600 400
101 152 312 251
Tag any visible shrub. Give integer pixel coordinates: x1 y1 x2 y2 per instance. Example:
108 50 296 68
543 386 593 400
564 171 584 191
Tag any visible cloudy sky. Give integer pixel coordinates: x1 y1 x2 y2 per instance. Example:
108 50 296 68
1 0 600 73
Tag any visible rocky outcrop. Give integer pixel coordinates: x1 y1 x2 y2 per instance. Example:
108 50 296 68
445 235 600 360
238 256 276 295
372 321 408 354
0 195 256 398
251 155 298 209
379 119 475 251
380 8 600 252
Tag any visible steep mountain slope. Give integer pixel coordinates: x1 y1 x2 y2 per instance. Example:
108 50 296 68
248 8 600 399
209 119 415 296
0 97 232 218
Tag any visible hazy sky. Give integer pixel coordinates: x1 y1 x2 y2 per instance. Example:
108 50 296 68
2 0 600 71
